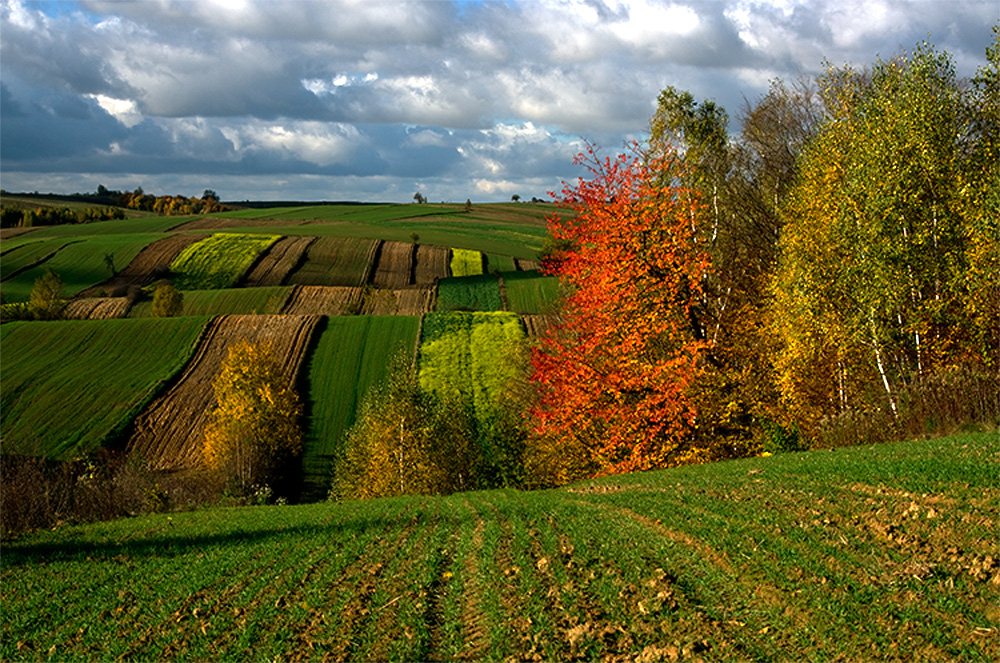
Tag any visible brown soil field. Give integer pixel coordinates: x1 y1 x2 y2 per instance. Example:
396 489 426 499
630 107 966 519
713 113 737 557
125 314 322 470
240 236 315 287
63 297 132 320
371 241 414 288
360 287 435 316
0 227 37 241
413 244 451 284
281 285 363 316
78 233 207 297
521 313 560 339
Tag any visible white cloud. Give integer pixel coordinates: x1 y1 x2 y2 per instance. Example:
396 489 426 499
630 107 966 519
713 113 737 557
89 94 144 127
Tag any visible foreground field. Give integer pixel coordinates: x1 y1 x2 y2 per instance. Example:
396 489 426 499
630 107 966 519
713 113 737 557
2 432 995 662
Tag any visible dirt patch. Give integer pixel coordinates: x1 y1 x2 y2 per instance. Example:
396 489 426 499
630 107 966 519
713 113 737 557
360 287 435 316
285 236 378 287
125 314 322 470
372 241 415 288
414 245 451 284
78 233 208 297
239 236 315 287
0 227 37 241
63 297 131 320
515 259 541 271
281 285 363 316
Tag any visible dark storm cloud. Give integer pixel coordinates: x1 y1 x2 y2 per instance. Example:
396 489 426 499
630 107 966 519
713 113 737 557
1 0 994 201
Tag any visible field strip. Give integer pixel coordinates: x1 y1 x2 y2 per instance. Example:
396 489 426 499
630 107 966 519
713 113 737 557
454 497 489 661
126 314 322 470
239 235 315 287
0 238 82 281
77 233 208 297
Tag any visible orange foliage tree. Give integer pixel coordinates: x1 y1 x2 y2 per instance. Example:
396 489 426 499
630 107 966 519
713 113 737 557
529 144 711 481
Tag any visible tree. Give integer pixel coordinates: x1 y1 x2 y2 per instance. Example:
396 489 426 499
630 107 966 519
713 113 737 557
770 41 989 432
530 143 711 480
511 194 521 202
413 191 427 204
103 252 117 276
202 189 219 202
336 354 475 500
150 282 183 317
203 341 303 493
464 198 472 213
28 268 66 320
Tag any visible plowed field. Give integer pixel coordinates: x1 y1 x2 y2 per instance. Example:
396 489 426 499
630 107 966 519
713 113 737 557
77 233 207 297
414 244 451 284
281 286 362 316
126 315 322 470
4 432 994 662
371 241 415 288
240 236 315 287
285 237 378 287
361 288 435 316
64 297 132 320
521 313 560 339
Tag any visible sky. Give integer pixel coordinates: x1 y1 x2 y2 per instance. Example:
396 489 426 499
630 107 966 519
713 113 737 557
0 0 995 203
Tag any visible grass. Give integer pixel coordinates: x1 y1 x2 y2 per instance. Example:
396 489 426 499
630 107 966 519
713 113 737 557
0 234 163 303
0 317 210 459
501 270 560 314
1 238 81 281
436 275 503 312
128 287 292 317
302 316 422 498
485 253 517 273
170 233 280 290
1 432 994 661
450 249 484 277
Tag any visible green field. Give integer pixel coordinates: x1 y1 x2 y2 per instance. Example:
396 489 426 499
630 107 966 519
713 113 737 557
129 287 292 317
485 253 517 273
502 270 560 314
170 233 280 290
302 316 422 497
436 275 503 312
1 215 185 245
2 432 994 661
0 317 210 459
0 238 81 281
0 234 163 303
418 311 525 416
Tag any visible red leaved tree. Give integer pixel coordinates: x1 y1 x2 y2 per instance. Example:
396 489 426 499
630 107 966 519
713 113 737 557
529 143 712 481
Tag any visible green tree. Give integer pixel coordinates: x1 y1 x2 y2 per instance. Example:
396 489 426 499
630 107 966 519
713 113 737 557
150 282 183 317
28 268 66 320
203 341 303 494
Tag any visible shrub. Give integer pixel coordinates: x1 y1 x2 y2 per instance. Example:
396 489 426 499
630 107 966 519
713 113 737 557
151 282 183 317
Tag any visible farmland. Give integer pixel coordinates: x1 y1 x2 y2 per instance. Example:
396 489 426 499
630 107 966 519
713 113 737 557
1 432 995 662
0 234 162 302
502 270 560 314
436 275 503 312
450 248 484 277
302 316 421 497
170 233 280 290
0 317 210 459
129 287 293 318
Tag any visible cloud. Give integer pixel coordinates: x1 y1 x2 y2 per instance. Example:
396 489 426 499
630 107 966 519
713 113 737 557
1 0 995 201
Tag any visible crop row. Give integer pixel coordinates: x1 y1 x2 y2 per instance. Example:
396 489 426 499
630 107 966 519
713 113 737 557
2 432 994 661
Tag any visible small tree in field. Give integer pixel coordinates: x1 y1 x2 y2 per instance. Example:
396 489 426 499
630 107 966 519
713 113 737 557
150 282 183 317
203 340 302 494
28 268 66 320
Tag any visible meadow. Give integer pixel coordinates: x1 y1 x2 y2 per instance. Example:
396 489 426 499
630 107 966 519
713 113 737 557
1 431 994 662
0 317 210 459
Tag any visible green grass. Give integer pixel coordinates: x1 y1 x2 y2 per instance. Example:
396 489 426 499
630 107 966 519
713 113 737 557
128 287 292 317
436 274 503 312
0 317 210 459
170 233 280 290
418 311 525 416
1 215 185 245
450 248 483 277
1 238 81 281
502 270 560 314
302 316 421 498
485 253 517 273
2 432 995 661
0 234 163 303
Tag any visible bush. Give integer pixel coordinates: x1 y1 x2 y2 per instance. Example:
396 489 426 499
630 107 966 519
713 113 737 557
28 268 66 320
151 282 183 317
